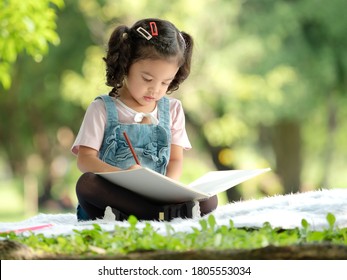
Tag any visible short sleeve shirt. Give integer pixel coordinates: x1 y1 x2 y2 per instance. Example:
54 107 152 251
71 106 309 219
71 97 192 155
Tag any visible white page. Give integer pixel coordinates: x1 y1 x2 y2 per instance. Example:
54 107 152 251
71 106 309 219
97 167 271 203
188 168 271 195
96 168 209 203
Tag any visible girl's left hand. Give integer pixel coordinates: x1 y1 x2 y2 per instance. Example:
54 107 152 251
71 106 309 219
127 164 142 170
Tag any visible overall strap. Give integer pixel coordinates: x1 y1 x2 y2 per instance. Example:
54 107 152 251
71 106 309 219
157 97 170 133
96 95 118 130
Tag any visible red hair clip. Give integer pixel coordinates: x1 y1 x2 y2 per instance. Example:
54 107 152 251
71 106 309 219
149 22 158 36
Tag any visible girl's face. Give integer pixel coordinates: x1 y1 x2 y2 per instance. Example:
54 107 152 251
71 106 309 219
121 58 179 111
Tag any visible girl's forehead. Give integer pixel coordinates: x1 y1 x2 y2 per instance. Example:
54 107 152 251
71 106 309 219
131 59 179 77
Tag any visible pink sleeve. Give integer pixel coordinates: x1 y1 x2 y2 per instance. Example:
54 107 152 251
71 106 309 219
170 99 192 150
71 99 106 156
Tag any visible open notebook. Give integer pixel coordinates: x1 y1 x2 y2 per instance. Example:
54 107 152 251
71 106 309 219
96 167 271 203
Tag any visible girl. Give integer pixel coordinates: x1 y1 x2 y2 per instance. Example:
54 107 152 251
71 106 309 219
71 18 218 221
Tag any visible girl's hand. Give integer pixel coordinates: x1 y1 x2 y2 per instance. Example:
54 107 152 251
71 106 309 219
127 164 142 170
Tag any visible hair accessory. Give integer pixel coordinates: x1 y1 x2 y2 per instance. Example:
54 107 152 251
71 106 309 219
149 22 158 36
136 27 152 40
179 32 184 42
179 32 186 48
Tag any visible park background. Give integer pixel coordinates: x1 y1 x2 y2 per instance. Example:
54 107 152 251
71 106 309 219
1 0 346 222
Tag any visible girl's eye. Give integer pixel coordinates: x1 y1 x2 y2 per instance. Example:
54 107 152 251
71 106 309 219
142 77 152 82
162 80 172 86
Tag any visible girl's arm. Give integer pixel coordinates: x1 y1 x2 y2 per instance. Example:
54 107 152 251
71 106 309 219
77 145 140 173
165 144 184 181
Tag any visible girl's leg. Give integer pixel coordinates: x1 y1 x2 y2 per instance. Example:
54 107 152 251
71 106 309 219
76 172 201 221
76 172 165 220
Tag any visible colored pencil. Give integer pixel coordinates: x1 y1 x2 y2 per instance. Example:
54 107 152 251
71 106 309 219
0 223 53 234
123 131 141 165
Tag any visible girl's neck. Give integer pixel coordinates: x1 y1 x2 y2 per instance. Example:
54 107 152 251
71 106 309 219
118 89 156 113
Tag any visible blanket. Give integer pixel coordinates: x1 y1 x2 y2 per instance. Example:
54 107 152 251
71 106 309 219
1 188 347 237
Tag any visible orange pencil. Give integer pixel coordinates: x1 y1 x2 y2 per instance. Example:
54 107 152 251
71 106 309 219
123 131 141 165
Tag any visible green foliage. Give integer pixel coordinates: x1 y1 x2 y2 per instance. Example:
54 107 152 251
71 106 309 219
0 0 94 218
2 214 346 257
300 213 346 244
0 0 64 89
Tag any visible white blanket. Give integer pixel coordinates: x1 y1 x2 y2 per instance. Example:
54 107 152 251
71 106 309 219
1 188 347 237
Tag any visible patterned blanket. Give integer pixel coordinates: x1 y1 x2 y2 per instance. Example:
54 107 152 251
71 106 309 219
1 188 346 236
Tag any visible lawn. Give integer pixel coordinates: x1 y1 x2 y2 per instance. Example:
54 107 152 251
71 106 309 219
1 213 347 260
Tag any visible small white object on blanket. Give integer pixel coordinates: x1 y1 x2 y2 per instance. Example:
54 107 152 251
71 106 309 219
1 188 346 237
192 199 201 219
103 206 116 221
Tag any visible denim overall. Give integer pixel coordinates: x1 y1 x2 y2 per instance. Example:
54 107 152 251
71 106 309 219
77 95 171 220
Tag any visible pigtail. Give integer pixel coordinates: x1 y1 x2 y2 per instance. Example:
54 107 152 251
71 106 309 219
168 31 194 93
103 25 131 96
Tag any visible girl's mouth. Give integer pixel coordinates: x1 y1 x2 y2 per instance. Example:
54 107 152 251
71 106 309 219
143 96 155 102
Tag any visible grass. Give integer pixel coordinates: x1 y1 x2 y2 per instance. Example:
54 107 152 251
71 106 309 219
1 213 346 258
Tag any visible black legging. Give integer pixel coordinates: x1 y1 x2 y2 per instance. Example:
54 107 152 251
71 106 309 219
76 172 218 221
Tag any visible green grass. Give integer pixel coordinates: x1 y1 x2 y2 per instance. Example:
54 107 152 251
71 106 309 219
2 213 346 258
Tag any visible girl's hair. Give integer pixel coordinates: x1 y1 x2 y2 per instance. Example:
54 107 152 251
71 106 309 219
103 18 193 96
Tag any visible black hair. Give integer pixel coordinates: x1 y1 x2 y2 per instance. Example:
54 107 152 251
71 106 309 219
103 18 194 96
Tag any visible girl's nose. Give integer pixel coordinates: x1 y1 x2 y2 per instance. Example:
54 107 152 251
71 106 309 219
149 83 161 95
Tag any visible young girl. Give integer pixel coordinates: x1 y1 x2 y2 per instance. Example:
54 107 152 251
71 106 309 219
71 18 218 221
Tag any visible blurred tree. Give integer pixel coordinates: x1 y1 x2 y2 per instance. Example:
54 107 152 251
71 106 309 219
231 0 347 192
0 0 64 89
173 0 347 196
0 0 94 209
